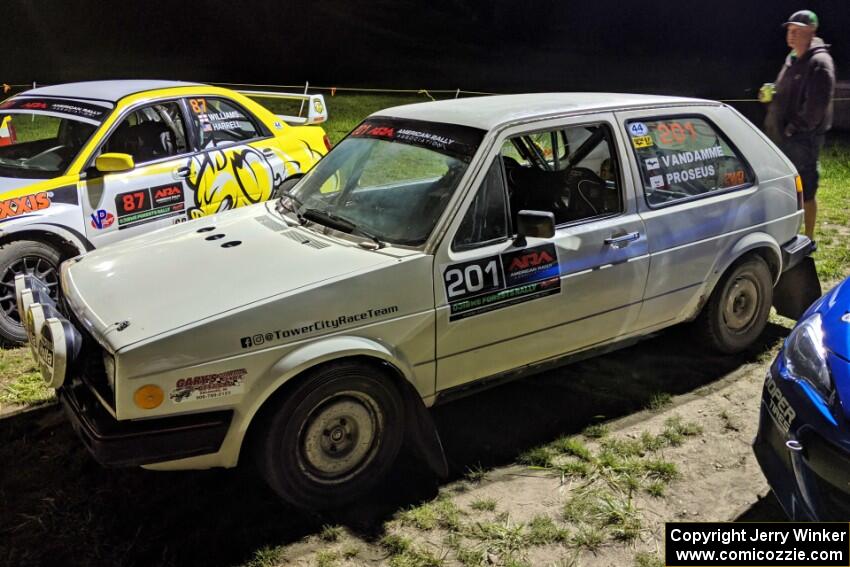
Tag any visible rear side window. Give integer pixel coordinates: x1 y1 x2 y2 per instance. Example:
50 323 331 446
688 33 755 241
626 116 753 207
186 97 262 148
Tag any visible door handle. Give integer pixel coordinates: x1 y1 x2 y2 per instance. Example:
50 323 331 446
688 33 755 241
174 166 191 179
604 232 640 247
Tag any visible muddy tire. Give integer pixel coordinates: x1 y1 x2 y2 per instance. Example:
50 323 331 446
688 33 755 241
255 360 405 510
696 255 773 354
0 240 62 346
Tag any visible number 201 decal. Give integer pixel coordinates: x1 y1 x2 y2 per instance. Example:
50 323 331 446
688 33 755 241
443 244 561 321
444 258 501 300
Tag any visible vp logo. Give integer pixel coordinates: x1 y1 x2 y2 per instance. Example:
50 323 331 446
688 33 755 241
90 209 115 229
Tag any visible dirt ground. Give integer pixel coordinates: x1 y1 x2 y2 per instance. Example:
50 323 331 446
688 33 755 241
0 320 791 567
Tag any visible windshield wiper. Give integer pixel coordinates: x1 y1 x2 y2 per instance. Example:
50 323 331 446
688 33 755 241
301 208 384 249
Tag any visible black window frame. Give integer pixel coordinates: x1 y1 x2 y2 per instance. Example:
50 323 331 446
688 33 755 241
451 156 512 252
624 113 758 210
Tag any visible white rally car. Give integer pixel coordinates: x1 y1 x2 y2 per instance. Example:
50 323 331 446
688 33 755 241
18 93 817 510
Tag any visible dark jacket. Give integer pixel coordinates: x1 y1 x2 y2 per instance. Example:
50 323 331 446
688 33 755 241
765 37 835 143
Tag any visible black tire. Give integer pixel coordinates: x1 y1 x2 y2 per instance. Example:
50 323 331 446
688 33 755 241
696 255 773 354
255 360 405 510
0 240 62 346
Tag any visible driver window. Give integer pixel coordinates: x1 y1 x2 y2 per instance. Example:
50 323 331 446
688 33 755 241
104 101 187 165
502 123 622 227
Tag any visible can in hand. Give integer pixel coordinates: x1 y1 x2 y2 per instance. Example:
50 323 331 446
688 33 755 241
758 82 776 103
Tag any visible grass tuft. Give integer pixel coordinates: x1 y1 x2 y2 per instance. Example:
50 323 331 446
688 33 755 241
319 524 343 542
469 498 497 512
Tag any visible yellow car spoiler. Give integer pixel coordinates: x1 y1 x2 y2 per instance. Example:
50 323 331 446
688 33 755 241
238 90 327 126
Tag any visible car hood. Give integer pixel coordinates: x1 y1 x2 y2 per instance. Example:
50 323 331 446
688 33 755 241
816 277 850 361
63 202 402 351
0 176 40 194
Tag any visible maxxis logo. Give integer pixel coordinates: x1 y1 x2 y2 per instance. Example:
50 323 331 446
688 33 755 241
0 192 50 220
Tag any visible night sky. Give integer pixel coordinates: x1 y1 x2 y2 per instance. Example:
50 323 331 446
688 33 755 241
4 0 846 99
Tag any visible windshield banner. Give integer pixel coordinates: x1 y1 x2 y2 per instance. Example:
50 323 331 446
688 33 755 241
0 97 111 122
349 117 484 160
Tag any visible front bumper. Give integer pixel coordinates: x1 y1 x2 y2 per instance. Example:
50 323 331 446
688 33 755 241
753 359 850 520
59 380 233 467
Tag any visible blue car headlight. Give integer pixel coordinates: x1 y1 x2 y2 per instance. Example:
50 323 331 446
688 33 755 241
783 312 834 401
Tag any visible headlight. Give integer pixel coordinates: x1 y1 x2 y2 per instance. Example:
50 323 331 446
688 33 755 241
103 353 116 391
783 312 833 400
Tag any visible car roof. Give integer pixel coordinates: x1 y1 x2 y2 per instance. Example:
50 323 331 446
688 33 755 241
20 80 203 103
376 93 718 130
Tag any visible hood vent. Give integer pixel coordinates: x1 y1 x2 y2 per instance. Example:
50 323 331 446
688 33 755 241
254 215 288 231
280 229 330 249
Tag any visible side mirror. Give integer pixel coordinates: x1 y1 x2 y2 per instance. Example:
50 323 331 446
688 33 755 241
95 153 135 173
516 210 555 246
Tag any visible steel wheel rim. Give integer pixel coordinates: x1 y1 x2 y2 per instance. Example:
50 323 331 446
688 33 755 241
723 275 760 332
298 390 384 484
0 256 59 324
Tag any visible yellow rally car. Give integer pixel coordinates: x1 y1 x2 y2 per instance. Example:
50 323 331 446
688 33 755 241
0 80 330 344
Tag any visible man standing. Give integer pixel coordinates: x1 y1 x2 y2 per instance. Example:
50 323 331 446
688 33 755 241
763 10 835 240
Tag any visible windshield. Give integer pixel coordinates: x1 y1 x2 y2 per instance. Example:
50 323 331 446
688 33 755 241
285 117 485 246
0 97 110 178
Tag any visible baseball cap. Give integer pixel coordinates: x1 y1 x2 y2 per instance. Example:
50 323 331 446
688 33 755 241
784 10 819 28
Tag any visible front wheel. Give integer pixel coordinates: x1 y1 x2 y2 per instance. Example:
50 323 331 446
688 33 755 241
696 255 773 354
255 361 405 510
0 240 62 346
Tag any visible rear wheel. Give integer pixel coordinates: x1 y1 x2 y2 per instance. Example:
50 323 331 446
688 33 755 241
0 240 62 346
255 360 405 510
696 255 773 353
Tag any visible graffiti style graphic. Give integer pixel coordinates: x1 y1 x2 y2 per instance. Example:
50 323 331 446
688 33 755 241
184 142 317 219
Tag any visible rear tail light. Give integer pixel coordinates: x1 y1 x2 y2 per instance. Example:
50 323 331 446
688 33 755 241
795 175 804 210
323 134 332 152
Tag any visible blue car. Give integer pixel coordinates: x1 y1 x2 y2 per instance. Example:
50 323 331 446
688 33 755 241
754 274 850 520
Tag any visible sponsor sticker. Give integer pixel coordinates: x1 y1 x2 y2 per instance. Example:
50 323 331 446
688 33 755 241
0 191 50 220
628 122 649 137
313 99 324 114
765 375 796 433
649 175 665 189
239 305 400 349
644 157 660 171
0 97 110 122
170 368 247 403
115 184 185 229
90 209 115 229
443 243 561 321
631 135 653 149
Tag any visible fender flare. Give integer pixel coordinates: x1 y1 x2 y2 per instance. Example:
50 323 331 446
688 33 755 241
711 232 782 285
236 335 448 478
0 222 93 255
689 231 781 319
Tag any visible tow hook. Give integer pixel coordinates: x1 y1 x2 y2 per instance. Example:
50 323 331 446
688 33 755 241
785 439 804 452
